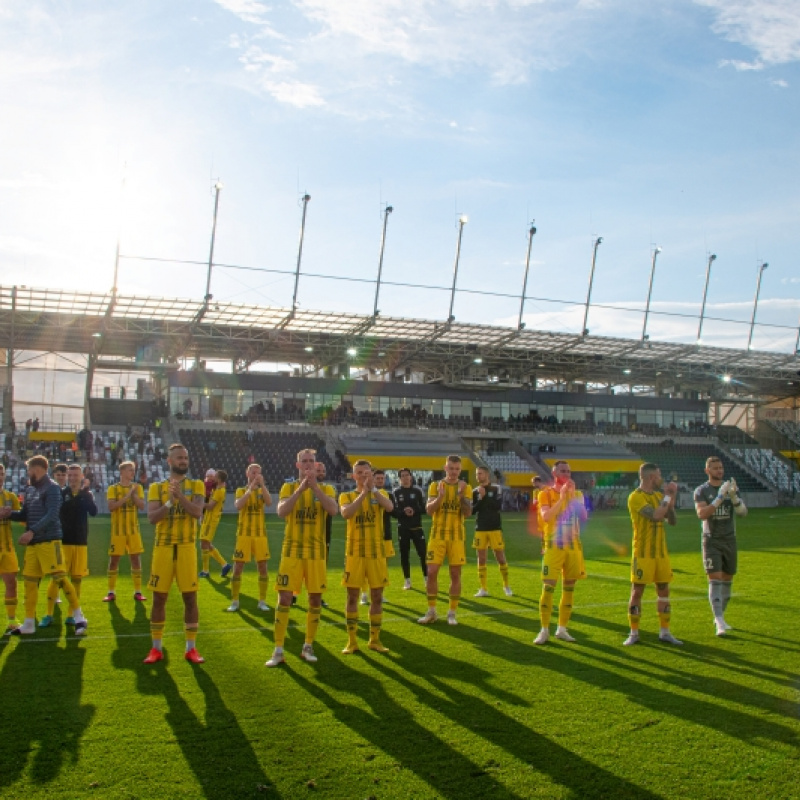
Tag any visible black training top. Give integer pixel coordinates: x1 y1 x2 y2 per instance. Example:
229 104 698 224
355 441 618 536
60 487 98 546
392 486 426 532
472 484 503 531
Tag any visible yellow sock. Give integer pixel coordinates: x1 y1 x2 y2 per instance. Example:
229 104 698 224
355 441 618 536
478 565 488 590
185 624 198 650
368 613 382 643
558 586 575 628
658 599 671 629
202 552 211 573
46 579 59 616
151 621 165 650
628 602 641 631
305 606 321 645
499 563 509 587
258 575 269 601
72 577 82 601
231 576 241 602
539 584 555 628
273 604 291 648
56 576 80 614
346 613 359 646
107 569 118 593
210 547 226 566
24 578 38 619
132 570 142 592
427 594 437 610
5 594 17 622
448 594 460 612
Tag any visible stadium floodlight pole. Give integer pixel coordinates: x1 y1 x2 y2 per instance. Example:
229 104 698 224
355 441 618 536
795 313 800 355
642 245 662 341
517 221 537 330
447 214 468 323
697 253 717 344
582 236 602 336
747 262 768 350
291 194 311 314
204 181 223 303
373 204 393 317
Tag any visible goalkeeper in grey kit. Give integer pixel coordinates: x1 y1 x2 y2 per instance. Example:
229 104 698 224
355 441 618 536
693 456 747 637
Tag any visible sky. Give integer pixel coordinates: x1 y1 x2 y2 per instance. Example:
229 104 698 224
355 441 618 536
1 0 800 364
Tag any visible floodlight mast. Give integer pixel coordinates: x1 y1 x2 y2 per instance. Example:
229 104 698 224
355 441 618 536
291 194 311 314
204 181 223 303
581 236 602 336
697 253 716 343
747 262 768 350
373 205 393 317
517 222 537 330
642 246 662 341
447 215 468 322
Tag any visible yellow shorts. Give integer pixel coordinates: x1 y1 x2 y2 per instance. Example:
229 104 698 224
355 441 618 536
426 539 467 567
233 536 270 563
109 532 144 556
383 539 395 558
0 549 19 574
276 556 327 595
631 555 673 585
542 546 586 582
343 556 389 589
148 543 198 594
22 540 67 579
199 517 222 542
62 544 89 578
473 530 505 550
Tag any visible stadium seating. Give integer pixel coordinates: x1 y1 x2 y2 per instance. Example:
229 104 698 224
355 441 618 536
625 442 770 493
766 419 800 447
478 450 531 474
178 429 340 491
730 447 800 494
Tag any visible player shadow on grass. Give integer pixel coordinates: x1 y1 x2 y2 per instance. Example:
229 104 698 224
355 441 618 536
106 596 150 649
289 652 531 800
0 636 96 793
111 648 281 799
527 635 799 748
363 632 668 800
571 612 800 688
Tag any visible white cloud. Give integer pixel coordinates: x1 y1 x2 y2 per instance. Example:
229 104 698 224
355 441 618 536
771 77 789 86
261 79 326 108
719 58 764 70
697 0 800 65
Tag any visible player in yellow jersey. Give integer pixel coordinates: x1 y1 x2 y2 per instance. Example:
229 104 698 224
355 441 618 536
533 461 587 645
199 469 232 578
339 460 394 654
143 444 206 664
0 464 22 633
472 466 512 598
357 469 394 605
418 455 472 626
265 448 338 667
105 461 147 603
228 463 272 613
624 462 681 646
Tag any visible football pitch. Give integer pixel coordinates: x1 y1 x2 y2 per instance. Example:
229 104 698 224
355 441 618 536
1 508 798 800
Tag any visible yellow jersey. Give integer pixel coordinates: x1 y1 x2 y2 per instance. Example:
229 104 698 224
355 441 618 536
538 486 585 550
340 489 391 558
148 478 204 546
204 486 226 524
428 481 472 542
107 483 144 538
0 489 21 552
628 488 669 559
235 486 267 537
278 480 337 560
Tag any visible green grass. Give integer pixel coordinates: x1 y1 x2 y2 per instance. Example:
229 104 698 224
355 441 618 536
1 508 799 800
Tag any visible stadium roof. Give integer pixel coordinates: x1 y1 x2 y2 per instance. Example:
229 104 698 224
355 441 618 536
1 284 798 402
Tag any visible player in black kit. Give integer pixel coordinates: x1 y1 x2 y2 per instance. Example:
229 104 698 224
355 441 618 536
392 468 428 590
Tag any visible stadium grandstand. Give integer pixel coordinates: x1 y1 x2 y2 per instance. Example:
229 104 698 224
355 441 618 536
1 283 799 506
